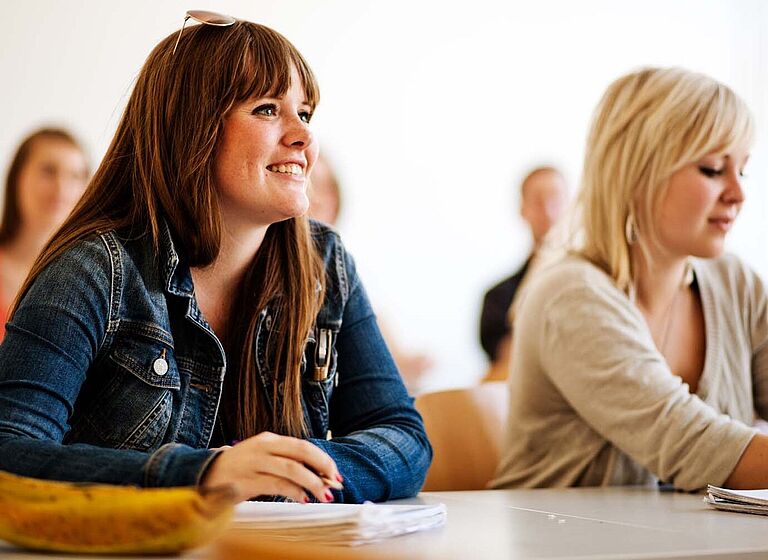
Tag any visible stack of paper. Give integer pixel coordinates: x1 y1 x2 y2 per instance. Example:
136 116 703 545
232 501 447 546
705 485 768 515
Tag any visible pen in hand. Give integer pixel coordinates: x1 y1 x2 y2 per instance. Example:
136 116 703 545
321 475 344 491
228 439 344 491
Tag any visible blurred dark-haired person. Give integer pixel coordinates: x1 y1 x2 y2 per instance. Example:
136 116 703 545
479 166 567 381
308 152 435 393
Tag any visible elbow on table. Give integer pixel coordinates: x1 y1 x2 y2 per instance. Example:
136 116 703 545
398 427 433 499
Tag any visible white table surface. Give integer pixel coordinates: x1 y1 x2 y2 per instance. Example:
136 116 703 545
3 486 768 559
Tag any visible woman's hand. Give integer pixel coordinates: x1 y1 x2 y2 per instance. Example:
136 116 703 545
200 431 341 503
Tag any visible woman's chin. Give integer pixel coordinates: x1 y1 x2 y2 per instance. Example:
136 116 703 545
273 201 310 224
691 243 725 260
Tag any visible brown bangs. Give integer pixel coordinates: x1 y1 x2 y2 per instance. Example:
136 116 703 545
234 23 320 108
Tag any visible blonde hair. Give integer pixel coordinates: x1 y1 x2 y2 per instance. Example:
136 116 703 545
575 67 754 292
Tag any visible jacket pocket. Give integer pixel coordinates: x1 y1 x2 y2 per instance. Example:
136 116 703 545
110 337 181 390
66 335 180 452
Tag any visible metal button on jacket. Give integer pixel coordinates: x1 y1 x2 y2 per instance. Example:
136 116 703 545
153 354 169 376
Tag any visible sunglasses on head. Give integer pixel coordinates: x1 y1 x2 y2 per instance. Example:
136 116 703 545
172 10 236 55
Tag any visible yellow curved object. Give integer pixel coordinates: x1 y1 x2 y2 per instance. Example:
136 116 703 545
0 470 235 554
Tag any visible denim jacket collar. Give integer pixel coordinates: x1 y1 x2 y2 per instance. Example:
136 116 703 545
157 220 195 298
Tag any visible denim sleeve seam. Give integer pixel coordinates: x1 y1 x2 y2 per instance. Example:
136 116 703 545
7 325 81 366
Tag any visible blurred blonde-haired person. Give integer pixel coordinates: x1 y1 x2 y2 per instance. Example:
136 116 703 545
492 67 768 490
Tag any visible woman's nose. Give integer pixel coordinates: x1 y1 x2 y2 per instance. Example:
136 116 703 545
723 171 745 205
283 116 313 149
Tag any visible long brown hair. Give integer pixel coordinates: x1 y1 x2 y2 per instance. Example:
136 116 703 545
13 21 325 439
0 128 87 245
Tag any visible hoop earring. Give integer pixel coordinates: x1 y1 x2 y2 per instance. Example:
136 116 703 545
625 213 638 245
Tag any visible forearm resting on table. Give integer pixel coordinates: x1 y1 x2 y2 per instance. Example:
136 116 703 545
725 434 768 489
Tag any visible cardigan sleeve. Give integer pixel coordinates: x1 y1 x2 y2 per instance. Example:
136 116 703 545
746 264 768 421
536 270 756 491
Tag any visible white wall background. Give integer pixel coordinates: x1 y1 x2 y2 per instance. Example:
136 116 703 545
2 0 767 391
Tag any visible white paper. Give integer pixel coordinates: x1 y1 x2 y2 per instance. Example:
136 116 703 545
232 501 447 546
705 485 768 516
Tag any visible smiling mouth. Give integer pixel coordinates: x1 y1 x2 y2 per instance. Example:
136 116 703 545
267 163 304 176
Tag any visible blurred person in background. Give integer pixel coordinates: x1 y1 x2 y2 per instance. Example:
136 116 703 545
0 128 89 340
307 152 342 226
308 152 434 393
479 166 567 381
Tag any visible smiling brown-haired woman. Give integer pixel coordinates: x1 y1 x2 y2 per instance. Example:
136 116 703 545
0 14 430 504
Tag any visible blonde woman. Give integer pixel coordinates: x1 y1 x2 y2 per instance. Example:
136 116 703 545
492 67 768 491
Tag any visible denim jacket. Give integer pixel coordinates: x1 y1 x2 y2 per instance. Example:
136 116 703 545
0 220 431 503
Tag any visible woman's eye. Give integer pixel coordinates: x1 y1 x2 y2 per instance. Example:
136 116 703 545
698 166 723 178
299 111 313 124
253 104 277 116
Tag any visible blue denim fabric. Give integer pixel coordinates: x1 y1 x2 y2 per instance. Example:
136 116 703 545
0 221 431 503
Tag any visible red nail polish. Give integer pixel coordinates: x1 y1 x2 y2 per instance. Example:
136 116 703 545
336 473 343 482
303 495 310 504
325 491 334 502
